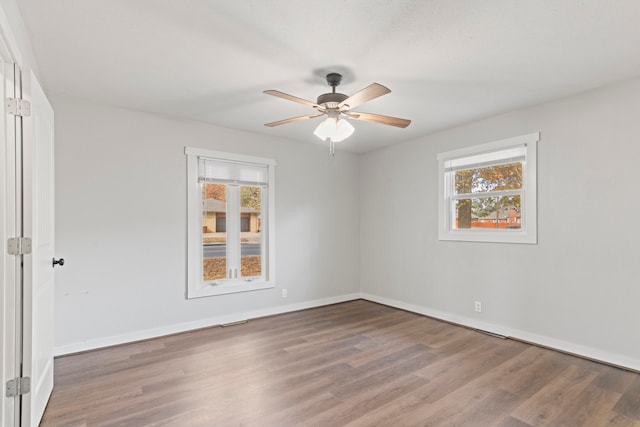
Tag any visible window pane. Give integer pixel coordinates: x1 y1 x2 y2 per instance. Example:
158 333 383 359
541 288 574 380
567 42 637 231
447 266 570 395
455 162 522 195
240 185 262 278
202 183 227 281
455 195 521 229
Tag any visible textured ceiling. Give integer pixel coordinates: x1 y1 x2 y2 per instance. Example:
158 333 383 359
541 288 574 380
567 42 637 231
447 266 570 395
18 0 640 153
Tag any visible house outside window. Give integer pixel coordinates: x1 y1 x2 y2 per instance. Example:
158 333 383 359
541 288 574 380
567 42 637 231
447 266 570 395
437 133 539 244
186 147 276 298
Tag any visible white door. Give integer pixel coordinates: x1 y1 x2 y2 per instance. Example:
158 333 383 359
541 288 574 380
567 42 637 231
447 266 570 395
0 60 20 427
20 70 55 427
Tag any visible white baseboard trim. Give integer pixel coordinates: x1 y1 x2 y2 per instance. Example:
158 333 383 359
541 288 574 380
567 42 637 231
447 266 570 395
55 291 640 372
361 293 640 373
53 292 362 356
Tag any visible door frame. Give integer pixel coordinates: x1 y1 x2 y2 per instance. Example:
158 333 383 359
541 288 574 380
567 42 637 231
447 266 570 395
0 33 20 427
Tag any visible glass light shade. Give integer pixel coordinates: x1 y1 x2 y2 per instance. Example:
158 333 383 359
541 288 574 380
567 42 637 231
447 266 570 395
313 117 355 142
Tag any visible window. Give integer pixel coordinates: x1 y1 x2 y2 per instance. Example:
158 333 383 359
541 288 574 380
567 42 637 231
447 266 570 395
185 147 276 298
437 132 539 244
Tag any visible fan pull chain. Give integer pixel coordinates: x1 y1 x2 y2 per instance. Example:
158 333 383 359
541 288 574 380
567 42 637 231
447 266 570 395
328 138 335 156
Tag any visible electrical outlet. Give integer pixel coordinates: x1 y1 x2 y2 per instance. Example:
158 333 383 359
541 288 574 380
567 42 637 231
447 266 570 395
474 301 482 312
281 288 287 298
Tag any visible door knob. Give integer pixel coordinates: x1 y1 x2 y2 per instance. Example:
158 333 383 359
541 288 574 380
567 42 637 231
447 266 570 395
52 258 64 267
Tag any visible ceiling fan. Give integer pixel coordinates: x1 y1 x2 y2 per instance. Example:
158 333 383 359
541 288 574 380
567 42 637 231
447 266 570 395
263 73 411 155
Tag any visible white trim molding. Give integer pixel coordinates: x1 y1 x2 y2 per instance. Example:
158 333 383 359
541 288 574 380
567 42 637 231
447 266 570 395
54 293 362 356
55 290 640 372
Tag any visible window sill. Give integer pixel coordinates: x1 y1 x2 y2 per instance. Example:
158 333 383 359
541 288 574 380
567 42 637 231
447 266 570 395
439 228 536 244
188 280 275 299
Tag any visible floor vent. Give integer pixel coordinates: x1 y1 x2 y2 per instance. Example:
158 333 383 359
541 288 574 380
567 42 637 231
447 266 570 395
475 329 507 339
221 320 248 327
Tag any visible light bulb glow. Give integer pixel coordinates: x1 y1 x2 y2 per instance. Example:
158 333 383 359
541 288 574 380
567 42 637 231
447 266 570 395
314 116 355 142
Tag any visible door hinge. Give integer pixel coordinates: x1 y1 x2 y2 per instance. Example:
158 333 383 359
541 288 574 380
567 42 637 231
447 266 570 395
6 377 30 397
6 97 31 117
7 237 32 255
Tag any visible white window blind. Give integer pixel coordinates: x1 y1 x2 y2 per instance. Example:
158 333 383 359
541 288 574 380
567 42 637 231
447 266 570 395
444 146 526 172
198 158 269 186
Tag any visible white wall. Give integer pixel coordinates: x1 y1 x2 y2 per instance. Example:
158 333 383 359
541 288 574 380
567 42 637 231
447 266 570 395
360 76 640 370
0 0 39 72
53 97 361 354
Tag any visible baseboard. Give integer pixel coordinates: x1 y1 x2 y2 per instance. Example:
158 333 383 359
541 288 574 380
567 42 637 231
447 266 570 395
361 292 640 373
56 291 640 372
53 292 362 356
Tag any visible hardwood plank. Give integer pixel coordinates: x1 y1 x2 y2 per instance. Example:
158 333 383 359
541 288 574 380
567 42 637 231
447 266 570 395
595 364 638 393
493 346 572 398
259 392 341 426
552 383 621 426
607 413 640 427
330 349 435 400
613 376 640 420
404 388 522 426
510 364 600 425
308 374 428 426
362 342 528 425
494 416 533 427
410 338 528 404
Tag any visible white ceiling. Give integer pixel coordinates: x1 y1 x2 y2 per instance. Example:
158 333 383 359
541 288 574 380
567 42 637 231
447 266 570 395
17 0 640 153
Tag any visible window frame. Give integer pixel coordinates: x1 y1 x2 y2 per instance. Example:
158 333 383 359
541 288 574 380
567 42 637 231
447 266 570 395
185 147 276 298
437 132 539 244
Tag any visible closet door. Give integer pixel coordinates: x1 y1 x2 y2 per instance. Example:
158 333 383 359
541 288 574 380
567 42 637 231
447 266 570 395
21 69 55 427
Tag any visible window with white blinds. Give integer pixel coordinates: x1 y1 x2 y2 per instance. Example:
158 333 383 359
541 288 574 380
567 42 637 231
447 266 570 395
442 146 526 173
186 148 276 298
437 133 539 244
198 158 269 186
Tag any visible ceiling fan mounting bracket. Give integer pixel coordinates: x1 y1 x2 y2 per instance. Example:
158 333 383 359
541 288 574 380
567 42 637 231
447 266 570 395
326 72 342 89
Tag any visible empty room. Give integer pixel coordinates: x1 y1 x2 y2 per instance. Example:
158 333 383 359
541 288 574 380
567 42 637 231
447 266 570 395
1 1 640 426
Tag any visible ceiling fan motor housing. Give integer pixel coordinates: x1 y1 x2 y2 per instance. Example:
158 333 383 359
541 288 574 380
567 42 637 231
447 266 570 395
317 92 348 108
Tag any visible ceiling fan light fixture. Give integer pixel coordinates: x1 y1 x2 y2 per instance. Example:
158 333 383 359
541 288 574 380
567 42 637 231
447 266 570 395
313 116 355 142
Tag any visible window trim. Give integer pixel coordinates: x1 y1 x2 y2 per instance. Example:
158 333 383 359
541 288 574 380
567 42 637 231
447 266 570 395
185 147 276 298
437 132 539 244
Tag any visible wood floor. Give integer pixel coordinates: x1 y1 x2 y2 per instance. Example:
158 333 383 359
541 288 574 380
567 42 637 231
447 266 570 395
41 300 640 426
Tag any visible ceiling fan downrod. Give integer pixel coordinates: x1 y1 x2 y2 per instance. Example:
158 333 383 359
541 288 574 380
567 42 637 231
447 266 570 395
325 72 342 93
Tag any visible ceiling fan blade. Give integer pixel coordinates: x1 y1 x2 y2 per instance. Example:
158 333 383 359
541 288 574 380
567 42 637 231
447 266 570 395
264 113 324 127
263 90 318 108
338 83 391 110
345 112 411 128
